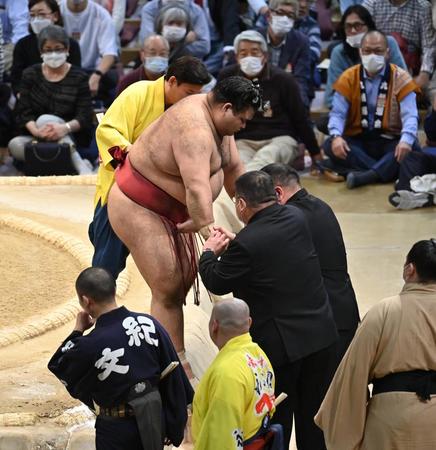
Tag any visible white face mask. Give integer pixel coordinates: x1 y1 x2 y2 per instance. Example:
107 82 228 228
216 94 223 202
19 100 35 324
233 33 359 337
42 51 68 69
162 0 185 4
346 32 365 48
30 17 52 34
239 56 264 77
144 56 169 74
162 25 186 43
361 53 386 74
270 15 294 36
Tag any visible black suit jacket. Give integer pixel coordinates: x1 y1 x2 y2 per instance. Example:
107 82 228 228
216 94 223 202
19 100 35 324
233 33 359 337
286 189 360 331
199 203 338 368
209 0 240 46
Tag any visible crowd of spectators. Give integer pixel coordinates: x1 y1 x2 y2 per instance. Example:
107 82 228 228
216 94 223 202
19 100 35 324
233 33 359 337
0 0 435 208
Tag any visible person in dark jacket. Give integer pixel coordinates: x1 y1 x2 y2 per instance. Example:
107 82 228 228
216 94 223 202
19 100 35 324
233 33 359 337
263 163 360 365
48 267 193 450
199 170 338 450
218 30 323 173
11 0 81 95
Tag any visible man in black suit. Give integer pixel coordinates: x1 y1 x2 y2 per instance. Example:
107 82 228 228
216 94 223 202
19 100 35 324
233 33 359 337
262 163 360 365
199 171 338 450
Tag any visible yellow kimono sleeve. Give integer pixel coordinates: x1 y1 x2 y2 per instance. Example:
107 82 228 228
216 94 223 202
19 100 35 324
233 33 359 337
95 86 140 169
193 378 247 450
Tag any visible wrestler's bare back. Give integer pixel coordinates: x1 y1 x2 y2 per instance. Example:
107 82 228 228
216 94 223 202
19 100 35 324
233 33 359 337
129 94 232 205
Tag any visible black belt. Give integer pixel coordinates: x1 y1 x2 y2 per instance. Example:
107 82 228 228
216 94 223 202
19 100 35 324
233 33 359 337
373 370 436 402
99 403 135 418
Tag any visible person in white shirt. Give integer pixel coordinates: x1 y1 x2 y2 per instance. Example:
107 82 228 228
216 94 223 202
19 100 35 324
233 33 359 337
60 0 118 104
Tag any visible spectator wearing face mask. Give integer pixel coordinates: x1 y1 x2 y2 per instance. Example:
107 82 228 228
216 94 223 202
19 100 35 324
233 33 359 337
11 0 81 96
8 25 93 175
155 3 196 63
257 0 312 109
325 5 405 108
218 30 322 172
321 30 420 189
115 34 170 96
139 0 210 60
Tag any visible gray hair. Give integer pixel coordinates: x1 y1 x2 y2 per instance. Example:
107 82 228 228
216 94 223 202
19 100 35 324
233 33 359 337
233 30 268 54
38 25 69 53
161 6 189 25
269 0 299 14
211 298 251 332
143 34 170 52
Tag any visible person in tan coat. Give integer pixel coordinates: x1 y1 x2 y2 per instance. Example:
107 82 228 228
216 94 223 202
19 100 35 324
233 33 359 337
315 238 436 450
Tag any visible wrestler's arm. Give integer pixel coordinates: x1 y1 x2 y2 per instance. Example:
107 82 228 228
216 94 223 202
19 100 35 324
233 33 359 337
174 130 215 233
223 136 245 199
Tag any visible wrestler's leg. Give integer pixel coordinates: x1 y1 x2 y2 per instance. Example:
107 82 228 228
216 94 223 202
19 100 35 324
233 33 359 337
108 184 195 353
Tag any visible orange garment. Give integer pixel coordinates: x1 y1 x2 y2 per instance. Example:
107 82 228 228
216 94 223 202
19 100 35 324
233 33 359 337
333 64 419 137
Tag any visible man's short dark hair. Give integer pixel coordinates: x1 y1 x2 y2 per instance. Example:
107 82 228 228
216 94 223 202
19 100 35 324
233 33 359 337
75 267 116 303
262 163 300 187
406 239 436 283
235 171 277 207
165 56 210 85
212 76 262 113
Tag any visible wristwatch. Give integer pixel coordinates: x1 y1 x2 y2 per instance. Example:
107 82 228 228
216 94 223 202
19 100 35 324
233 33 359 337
330 133 342 140
93 69 103 77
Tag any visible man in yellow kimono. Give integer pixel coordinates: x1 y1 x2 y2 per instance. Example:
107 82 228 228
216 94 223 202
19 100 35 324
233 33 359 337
192 298 277 449
89 56 210 280
315 239 436 450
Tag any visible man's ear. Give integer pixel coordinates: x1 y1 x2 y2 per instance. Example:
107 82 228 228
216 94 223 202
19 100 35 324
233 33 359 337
167 75 177 87
275 186 284 203
222 102 233 113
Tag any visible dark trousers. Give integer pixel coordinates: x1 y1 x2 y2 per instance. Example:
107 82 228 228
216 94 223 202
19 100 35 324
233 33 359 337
88 201 130 280
336 327 357 367
323 135 421 181
396 147 436 190
271 344 337 450
95 416 143 450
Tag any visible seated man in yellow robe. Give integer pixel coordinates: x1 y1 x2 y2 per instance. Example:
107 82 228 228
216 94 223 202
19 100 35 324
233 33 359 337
192 298 281 449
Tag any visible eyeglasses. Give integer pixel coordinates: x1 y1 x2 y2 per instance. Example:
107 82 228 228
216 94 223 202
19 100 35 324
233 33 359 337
30 12 53 19
344 21 366 32
271 9 296 19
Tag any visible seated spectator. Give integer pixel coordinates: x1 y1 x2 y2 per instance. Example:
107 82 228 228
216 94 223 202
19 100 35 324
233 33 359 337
316 239 436 450
363 0 435 88
256 0 312 109
0 0 29 73
154 3 196 63
116 34 169 96
202 0 240 76
295 0 322 89
139 0 210 60
325 5 406 108
192 299 278 448
218 30 322 172
92 0 126 35
8 25 93 175
389 95 436 210
321 31 420 189
11 0 81 96
60 0 118 106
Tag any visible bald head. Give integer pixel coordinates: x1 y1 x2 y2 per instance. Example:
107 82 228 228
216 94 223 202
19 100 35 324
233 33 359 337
209 299 252 350
142 34 170 57
361 30 388 51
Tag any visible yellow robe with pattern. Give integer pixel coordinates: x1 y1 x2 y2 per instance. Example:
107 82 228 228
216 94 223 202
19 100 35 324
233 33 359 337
315 283 436 450
192 333 275 450
94 77 165 207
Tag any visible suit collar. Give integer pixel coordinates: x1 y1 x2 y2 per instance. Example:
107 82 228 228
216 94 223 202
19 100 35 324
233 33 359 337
286 187 308 203
248 202 281 224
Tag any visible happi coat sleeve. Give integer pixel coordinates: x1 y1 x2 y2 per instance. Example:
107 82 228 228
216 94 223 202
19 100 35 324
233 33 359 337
47 330 96 410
